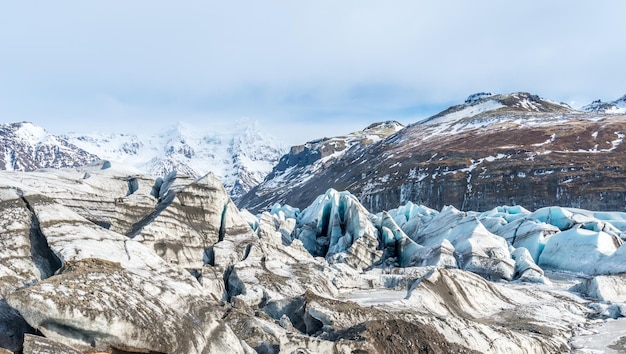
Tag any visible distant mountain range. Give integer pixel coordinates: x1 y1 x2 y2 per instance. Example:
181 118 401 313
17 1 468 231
0 121 286 199
2 93 626 211
63 122 286 199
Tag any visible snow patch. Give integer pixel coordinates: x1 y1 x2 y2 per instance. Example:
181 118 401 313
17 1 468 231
424 100 505 126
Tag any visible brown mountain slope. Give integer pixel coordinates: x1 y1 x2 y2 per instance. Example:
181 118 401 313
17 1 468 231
239 93 626 213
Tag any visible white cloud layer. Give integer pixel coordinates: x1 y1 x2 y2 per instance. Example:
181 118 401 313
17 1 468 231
1 1 625 144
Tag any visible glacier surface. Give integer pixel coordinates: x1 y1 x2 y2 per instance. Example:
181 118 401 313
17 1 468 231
0 166 625 353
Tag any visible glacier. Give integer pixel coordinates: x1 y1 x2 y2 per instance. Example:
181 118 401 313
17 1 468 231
1 165 626 353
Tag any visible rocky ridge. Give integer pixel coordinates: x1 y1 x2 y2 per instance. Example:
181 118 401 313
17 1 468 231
239 92 626 214
1 164 626 353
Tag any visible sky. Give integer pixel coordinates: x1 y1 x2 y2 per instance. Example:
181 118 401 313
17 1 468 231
1 1 626 145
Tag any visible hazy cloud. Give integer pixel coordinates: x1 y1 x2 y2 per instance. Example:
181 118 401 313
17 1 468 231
1 1 625 144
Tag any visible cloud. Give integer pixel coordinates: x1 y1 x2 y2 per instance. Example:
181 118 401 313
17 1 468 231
1 1 625 144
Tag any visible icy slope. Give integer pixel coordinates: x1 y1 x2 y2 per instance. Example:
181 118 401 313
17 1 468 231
65 121 287 199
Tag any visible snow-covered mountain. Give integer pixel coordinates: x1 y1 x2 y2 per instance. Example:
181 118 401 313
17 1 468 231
0 122 99 171
64 121 287 199
582 94 626 114
1 164 625 353
240 92 626 213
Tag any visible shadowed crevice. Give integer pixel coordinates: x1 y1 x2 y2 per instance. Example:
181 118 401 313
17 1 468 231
18 193 62 279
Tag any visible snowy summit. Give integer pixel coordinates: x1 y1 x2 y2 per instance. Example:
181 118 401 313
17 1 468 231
582 94 626 114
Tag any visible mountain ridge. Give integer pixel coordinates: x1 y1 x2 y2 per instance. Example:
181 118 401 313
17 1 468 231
0 122 99 171
238 120 404 211
3 91 625 207
239 91 626 213
0 120 287 200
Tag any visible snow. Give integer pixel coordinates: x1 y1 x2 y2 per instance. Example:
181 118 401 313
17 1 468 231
571 318 626 353
532 133 557 146
424 100 505 126
605 106 626 114
582 95 626 114
342 289 407 306
14 123 52 146
65 120 287 198
518 98 537 111
608 132 624 151
4 150 14 171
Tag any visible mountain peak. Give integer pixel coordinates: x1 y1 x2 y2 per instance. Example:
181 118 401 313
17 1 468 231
3 121 52 146
238 121 406 211
364 120 404 131
465 92 494 104
423 92 575 126
495 92 573 112
0 122 98 171
582 94 626 114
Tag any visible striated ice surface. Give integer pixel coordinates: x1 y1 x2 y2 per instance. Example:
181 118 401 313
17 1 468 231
1 166 626 353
